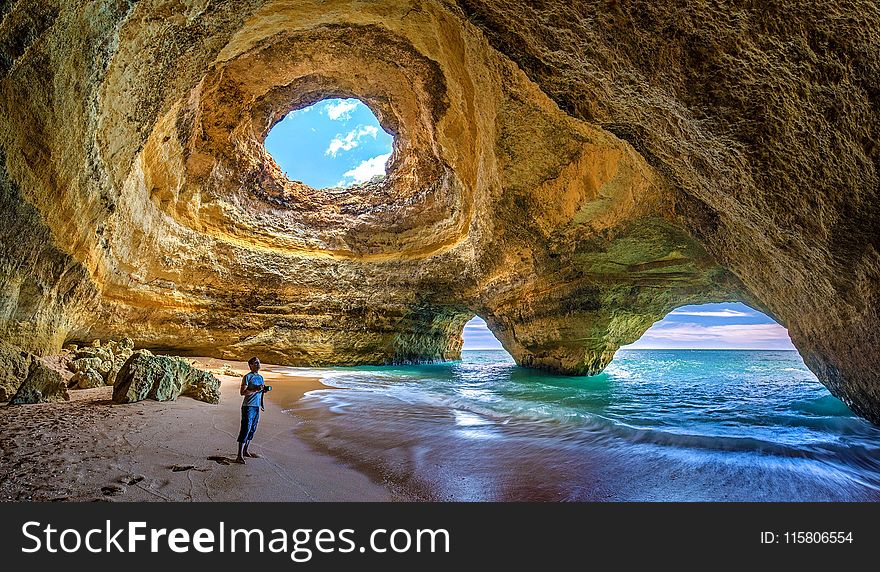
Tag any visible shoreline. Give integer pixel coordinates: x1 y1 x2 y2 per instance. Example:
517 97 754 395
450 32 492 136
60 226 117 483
278 352 880 502
0 358 393 502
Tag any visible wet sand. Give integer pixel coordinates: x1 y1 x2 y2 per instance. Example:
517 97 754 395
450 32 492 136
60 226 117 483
0 358 391 502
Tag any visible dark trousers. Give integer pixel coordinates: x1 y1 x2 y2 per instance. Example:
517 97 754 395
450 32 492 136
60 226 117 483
238 406 260 443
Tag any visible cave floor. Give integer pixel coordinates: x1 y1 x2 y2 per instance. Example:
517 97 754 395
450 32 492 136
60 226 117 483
0 360 391 502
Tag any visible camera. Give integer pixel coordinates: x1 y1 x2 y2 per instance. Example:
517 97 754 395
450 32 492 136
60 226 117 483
247 384 272 392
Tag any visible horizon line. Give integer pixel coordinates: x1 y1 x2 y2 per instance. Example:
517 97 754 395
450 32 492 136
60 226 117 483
461 347 799 351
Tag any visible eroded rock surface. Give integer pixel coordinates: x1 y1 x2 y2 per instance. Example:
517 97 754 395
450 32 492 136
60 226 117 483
67 338 134 388
10 360 70 404
113 351 220 405
0 1 877 421
0 341 32 401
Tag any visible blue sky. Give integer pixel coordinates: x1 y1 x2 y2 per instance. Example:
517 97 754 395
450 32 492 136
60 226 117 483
264 98 393 188
462 316 505 350
620 302 795 350
461 303 796 351
263 104 795 353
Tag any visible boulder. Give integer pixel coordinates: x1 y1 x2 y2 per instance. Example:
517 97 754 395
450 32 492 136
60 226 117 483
107 337 135 354
67 338 137 388
0 341 32 401
10 360 70 404
183 368 223 404
70 369 105 389
73 345 113 364
70 356 112 376
107 340 135 385
113 351 220 405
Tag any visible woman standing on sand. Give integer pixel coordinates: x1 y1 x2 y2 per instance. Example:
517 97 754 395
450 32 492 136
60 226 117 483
236 356 266 464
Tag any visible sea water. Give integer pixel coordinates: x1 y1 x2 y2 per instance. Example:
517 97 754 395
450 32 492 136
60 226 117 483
287 350 880 501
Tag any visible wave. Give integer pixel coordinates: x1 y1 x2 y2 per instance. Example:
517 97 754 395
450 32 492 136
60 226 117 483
287 350 880 499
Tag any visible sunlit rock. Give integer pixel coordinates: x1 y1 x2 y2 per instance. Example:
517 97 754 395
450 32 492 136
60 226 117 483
0 1 877 422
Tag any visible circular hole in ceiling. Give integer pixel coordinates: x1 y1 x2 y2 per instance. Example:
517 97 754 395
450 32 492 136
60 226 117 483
264 97 394 190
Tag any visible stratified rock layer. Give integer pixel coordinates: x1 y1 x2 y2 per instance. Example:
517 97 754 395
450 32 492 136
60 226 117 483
0 2 878 421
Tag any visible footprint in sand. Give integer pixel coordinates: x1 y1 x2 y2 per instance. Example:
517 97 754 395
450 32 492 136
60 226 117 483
170 464 196 472
119 475 144 485
170 464 209 472
101 484 124 496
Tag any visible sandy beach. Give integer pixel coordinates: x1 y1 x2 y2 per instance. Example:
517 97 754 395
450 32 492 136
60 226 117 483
0 358 391 502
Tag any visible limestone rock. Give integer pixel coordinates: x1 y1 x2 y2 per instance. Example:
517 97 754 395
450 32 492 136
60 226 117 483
70 356 111 376
67 338 135 388
69 369 105 390
0 1 878 423
182 368 223 405
10 360 70 404
0 341 32 401
113 352 220 405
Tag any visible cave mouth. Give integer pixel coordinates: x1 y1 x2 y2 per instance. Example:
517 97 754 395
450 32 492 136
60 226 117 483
461 316 513 357
264 97 394 190
620 302 797 351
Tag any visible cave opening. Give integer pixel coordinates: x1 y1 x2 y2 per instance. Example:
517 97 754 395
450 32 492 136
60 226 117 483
610 301 857 412
264 97 394 190
604 301 860 424
460 315 512 358
621 302 797 351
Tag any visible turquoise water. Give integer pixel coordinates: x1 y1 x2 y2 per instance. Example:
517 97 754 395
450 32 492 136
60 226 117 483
288 350 880 501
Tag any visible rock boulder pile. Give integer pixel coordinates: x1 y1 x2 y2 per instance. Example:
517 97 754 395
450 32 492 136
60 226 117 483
67 338 135 389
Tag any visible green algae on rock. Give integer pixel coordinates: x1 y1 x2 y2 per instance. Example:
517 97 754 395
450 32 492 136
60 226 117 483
113 351 221 405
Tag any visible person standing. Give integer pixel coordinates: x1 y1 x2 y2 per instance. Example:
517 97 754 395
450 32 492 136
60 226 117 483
236 356 266 464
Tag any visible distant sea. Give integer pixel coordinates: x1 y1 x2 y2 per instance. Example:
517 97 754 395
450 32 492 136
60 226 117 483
286 349 880 501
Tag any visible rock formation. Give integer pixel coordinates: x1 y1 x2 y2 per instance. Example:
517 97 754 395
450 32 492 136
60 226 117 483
0 2 877 421
10 360 69 404
113 351 221 405
0 341 32 401
67 338 135 388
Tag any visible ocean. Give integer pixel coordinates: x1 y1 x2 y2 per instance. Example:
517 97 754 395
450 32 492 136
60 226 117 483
285 349 880 501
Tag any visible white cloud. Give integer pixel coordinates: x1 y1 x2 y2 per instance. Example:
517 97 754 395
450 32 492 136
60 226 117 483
668 309 753 318
340 153 391 185
325 125 379 157
323 99 359 121
461 320 505 350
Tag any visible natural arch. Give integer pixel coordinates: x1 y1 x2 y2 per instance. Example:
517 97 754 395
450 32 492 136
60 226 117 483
0 1 878 423
461 316 509 353
620 302 796 350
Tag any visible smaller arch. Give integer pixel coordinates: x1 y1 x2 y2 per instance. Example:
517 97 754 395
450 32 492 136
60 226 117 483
461 315 508 352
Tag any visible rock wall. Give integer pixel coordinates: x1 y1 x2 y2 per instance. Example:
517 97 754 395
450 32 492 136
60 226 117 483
0 1 877 421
